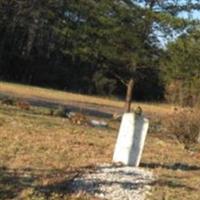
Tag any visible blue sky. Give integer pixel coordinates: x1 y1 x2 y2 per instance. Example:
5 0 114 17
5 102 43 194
179 10 200 19
134 0 200 20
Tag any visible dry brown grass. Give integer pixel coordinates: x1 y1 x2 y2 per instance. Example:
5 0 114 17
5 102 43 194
0 82 200 200
0 82 171 116
0 104 115 199
164 108 200 148
142 132 200 200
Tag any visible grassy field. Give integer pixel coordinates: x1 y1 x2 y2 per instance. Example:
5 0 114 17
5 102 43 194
0 82 171 116
0 82 200 200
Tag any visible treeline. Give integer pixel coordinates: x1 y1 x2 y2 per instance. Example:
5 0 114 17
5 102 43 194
0 0 200 104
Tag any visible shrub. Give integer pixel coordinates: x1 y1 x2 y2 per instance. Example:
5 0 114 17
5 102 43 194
165 108 200 148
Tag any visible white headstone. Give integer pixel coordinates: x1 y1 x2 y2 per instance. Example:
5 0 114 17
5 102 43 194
113 113 149 167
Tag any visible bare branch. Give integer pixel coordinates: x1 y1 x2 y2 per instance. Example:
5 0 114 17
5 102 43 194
111 71 128 86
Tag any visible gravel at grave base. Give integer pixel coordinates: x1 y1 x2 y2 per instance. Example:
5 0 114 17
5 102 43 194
69 164 155 200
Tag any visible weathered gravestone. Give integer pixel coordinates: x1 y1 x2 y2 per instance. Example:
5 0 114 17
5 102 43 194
113 113 149 167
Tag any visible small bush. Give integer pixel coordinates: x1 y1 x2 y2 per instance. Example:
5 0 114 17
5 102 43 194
165 108 200 148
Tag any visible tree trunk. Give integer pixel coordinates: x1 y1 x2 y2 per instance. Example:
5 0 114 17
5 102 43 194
124 78 134 113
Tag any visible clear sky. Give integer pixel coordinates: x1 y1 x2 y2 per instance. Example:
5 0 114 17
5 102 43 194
179 10 200 19
134 0 200 20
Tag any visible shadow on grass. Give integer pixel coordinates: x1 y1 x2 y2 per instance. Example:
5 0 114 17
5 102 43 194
1 164 197 199
0 164 154 199
0 165 93 199
150 179 197 191
140 162 200 171
140 162 199 192
0 166 36 199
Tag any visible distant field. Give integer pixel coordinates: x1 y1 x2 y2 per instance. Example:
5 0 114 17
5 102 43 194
0 82 172 116
0 82 200 200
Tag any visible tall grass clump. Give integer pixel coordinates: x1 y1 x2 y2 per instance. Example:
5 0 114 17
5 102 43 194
165 108 200 148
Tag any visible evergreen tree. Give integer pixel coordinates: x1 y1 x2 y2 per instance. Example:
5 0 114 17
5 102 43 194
161 29 200 106
0 0 199 104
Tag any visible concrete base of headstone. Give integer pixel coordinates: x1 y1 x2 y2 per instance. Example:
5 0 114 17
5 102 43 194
113 113 149 167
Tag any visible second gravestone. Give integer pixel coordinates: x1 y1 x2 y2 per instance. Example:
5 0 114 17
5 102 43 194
113 113 149 167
